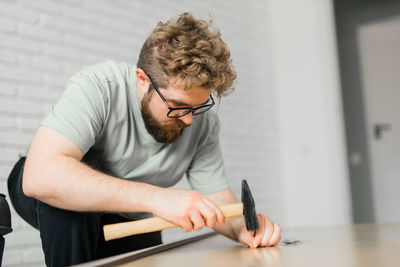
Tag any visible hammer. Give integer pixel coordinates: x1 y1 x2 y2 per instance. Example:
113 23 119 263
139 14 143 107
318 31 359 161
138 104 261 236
103 179 259 241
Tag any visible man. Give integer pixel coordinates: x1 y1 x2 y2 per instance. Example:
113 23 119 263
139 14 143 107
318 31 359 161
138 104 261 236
8 13 281 266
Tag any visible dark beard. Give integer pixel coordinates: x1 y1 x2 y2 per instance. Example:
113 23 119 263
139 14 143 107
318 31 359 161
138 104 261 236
140 92 189 143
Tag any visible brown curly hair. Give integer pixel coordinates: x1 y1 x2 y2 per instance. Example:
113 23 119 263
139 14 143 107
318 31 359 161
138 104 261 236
137 12 236 97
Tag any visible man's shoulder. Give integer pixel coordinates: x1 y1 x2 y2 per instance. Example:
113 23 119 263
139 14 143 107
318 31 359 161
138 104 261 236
71 61 135 84
203 109 219 126
190 109 220 137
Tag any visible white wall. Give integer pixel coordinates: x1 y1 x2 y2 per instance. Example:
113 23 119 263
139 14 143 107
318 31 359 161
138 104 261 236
267 0 352 227
0 0 350 266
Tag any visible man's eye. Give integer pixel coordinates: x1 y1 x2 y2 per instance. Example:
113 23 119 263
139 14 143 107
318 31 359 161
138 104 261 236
170 102 189 108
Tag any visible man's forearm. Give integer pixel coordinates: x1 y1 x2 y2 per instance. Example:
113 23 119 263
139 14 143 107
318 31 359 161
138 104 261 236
23 154 158 214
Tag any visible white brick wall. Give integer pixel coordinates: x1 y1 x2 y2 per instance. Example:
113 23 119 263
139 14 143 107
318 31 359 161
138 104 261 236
0 0 282 265
0 0 350 266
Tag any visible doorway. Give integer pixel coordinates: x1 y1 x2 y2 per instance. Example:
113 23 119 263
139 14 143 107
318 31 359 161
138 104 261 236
334 0 400 223
358 16 400 223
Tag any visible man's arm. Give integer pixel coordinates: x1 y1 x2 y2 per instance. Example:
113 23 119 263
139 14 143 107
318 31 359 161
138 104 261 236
23 126 160 213
207 188 282 248
23 126 225 232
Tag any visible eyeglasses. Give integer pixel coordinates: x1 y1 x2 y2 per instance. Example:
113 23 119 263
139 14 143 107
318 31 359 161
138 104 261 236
146 74 215 118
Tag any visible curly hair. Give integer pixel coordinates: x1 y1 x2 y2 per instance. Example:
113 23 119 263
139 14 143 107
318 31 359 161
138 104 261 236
137 12 236 97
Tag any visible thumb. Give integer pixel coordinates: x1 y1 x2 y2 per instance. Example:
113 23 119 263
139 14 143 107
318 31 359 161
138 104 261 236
237 229 257 248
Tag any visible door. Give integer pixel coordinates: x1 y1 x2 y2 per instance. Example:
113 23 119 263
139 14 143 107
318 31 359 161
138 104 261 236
358 16 400 223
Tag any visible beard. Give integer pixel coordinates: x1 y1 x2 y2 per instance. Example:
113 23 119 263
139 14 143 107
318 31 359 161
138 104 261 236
140 92 189 143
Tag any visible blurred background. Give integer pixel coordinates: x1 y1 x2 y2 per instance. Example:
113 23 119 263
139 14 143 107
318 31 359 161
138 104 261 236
0 0 399 266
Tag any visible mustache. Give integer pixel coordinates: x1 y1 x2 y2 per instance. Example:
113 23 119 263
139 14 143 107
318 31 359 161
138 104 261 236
165 118 190 130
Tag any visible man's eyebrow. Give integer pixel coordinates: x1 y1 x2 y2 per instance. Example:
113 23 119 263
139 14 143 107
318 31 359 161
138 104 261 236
167 97 209 107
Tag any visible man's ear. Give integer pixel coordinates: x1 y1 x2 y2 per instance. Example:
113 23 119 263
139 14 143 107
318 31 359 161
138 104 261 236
136 68 150 99
136 68 148 88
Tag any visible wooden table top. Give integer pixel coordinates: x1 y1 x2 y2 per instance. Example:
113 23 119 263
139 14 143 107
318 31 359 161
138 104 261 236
76 223 400 267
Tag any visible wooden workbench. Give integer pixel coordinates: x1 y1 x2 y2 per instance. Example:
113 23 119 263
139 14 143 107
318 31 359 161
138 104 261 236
75 223 400 267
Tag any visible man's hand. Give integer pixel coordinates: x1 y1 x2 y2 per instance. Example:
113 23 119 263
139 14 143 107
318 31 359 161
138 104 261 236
207 188 282 248
152 189 225 232
233 214 282 248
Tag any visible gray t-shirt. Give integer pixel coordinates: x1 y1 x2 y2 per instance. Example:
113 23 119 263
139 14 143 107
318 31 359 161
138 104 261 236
41 61 229 218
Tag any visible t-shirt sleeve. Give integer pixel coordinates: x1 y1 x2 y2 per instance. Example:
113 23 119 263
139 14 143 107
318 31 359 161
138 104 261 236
186 117 230 194
41 74 106 155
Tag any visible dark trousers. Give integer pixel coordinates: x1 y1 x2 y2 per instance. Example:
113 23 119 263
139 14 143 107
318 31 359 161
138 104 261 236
7 157 162 267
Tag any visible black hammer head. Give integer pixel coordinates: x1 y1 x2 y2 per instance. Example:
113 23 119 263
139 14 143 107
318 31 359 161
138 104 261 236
241 179 259 232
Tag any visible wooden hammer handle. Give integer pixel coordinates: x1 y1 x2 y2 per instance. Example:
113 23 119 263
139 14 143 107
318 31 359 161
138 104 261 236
103 202 243 241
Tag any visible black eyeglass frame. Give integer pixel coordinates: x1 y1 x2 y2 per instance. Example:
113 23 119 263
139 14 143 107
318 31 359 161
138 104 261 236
146 74 215 118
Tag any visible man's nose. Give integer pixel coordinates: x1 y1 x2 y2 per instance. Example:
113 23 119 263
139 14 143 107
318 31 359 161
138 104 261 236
178 112 193 125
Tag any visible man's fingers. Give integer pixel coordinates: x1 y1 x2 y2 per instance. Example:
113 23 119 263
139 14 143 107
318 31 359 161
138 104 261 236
267 223 282 246
252 214 266 247
180 216 194 232
234 213 282 248
199 201 218 228
190 212 206 230
236 215 263 248
204 198 225 226
237 226 258 248
260 215 274 247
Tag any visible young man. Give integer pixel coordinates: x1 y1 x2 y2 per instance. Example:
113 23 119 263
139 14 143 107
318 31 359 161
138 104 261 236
8 13 281 266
